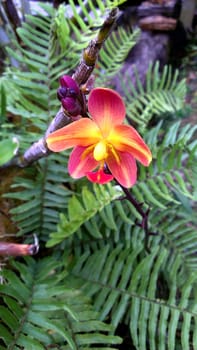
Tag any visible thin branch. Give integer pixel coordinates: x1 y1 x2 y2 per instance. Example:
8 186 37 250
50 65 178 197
1 0 22 44
0 235 39 256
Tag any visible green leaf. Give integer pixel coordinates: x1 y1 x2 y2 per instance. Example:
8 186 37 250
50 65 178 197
0 257 121 349
47 184 121 246
0 139 19 165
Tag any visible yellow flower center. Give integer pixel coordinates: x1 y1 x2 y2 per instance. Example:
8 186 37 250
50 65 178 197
93 140 108 161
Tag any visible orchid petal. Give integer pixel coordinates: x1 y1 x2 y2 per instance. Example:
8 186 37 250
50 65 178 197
68 146 98 178
46 118 101 152
88 88 126 135
108 125 152 166
86 169 114 184
107 151 137 188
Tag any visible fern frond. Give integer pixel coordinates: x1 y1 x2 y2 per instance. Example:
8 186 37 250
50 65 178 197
5 7 59 131
123 63 186 130
0 256 77 349
0 256 121 349
96 27 140 84
47 183 122 247
66 242 197 350
153 209 197 273
65 0 116 54
143 121 197 202
4 153 72 241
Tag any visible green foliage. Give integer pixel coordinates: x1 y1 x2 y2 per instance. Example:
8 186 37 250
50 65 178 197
124 62 187 131
0 138 18 165
0 256 121 349
0 1 197 350
66 244 197 350
96 27 140 84
47 183 122 246
143 121 197 202
47 121 197 274
5 154 73 240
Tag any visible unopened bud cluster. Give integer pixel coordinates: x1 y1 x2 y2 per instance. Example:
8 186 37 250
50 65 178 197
57 75 82 116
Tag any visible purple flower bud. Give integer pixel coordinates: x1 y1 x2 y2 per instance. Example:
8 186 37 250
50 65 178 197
57 87 68 101
58 75 82 116
60 75 80 94
57 87 78 101
61 97 82 116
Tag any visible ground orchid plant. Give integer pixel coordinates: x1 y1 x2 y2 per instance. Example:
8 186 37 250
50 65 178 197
47 76 152 188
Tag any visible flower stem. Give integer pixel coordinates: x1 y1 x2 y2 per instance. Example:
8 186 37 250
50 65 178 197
116 181 154 252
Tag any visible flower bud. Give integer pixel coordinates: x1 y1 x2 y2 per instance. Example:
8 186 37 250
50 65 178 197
61 97 81 116
58 75 82 116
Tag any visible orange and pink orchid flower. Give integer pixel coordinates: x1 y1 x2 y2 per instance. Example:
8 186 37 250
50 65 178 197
46 87 152 188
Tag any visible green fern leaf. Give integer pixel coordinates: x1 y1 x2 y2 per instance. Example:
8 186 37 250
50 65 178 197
0 256 121 350
67 243 197 350
47 183 121 247
124 63 186 130
96 27 140 84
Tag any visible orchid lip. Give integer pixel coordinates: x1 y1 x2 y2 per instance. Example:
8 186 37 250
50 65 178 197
86 168 114 184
